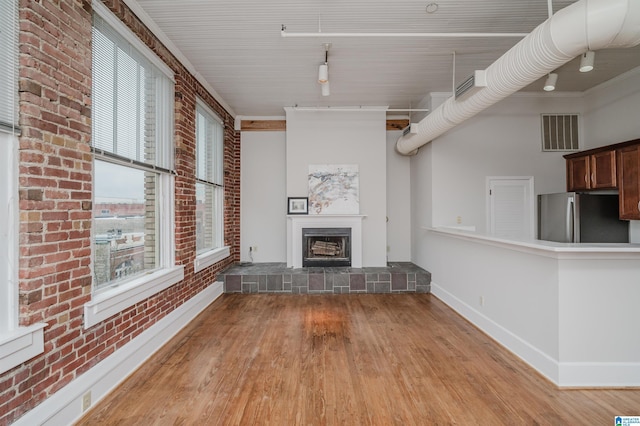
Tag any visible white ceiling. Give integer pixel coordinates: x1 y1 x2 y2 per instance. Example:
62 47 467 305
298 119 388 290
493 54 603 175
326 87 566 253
129 0 640 117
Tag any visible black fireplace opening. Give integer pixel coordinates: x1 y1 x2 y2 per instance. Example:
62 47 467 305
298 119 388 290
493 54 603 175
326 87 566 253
302 227 351 267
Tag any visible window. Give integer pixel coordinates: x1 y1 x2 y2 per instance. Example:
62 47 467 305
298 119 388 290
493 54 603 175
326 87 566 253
92 10 174 290
85 2 183 328
0 0 45 374
93 160 159 286
194 100 228 272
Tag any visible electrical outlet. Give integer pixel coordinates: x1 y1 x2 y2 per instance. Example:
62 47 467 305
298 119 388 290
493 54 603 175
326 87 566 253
251 246 258 252
456 216 462 224
480 296 485 307
82 391 92 411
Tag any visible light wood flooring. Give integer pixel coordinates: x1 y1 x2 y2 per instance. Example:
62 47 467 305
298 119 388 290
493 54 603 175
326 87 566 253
77 294 640 425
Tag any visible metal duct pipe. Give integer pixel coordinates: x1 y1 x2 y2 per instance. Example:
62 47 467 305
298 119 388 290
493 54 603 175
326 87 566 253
395 0 640 155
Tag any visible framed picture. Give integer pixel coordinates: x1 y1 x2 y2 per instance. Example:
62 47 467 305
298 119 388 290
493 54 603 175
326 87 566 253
309 164 359 215
288 197 308 215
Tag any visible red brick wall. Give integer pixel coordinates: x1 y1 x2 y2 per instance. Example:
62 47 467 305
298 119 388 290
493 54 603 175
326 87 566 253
0 0 240 424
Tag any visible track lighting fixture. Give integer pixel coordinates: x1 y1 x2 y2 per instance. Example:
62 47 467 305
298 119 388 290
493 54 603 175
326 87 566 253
543 73 557 91
579 51 595 72
321 81 330 96
318 64 328 84
318 43 331 95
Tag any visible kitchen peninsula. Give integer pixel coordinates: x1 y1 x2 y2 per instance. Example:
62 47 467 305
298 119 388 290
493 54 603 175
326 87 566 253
423 226 640 388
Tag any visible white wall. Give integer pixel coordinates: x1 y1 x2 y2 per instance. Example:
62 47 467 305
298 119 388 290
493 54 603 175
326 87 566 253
558 258 640 364
426 232 560 379
240 122 413 265
240 131 287 262
410 142 433 262
285 109 387 266
386 130 412 261
582 68 640 148
426 93 582 233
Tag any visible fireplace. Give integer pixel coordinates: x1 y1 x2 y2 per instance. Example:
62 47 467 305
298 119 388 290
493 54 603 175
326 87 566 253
287 215 363 268
302 228 351 267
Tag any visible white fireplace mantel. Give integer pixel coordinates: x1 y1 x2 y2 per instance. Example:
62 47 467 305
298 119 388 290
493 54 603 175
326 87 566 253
287 215 366 268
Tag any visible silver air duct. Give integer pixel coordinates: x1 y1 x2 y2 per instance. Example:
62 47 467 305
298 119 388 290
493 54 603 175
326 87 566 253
396 0 640 156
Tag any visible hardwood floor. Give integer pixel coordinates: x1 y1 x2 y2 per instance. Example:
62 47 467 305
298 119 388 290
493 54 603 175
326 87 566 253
77 294 640 425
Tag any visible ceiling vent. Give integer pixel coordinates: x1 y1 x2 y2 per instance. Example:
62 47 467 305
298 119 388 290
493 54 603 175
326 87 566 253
402 123 418 137
541 113 580 151
455 70 487 100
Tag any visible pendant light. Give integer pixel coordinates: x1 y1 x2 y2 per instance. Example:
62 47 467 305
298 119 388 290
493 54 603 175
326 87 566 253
321 81 330 96
318 43 331 95
318 64 328 84
543 73 558 91
579 51 595 72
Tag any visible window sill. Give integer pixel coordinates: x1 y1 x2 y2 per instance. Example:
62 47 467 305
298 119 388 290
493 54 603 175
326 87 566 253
84 265 185 329
194 246 230 273
0 323 46 374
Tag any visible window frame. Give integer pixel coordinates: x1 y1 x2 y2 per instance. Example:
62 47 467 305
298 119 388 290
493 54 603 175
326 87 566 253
193 98 229 273
85 1 183 329
0 132 46 374
0 0 46 374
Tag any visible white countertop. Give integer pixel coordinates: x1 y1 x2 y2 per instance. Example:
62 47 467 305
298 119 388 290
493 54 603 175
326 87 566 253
425 226 640 259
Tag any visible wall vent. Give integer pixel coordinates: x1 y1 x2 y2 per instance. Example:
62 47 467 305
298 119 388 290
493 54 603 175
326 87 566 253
541 114 580 151
455 70 487 100
402 123 417 136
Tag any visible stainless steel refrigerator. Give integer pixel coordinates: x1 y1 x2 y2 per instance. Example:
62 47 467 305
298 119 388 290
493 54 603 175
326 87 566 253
538 192 629 243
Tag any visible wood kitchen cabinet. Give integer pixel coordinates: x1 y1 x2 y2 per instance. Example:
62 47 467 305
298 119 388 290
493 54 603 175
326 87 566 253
565 150 617 191
590 150 617 189
566 155 591 191
617 144 640 220
565 139 640 220
567 155 591 192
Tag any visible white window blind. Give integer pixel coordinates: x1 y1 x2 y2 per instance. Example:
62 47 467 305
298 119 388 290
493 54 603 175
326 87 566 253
195 100 224 254
0 0 18 133
92 13 174 170
196 102 224 185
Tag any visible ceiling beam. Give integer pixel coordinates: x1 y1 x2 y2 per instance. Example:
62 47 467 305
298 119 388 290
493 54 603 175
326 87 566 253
240 119 410 132
240 120 287 132
386 119 410 131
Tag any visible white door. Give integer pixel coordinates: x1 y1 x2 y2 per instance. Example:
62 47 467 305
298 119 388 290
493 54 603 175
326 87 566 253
487 177 534 239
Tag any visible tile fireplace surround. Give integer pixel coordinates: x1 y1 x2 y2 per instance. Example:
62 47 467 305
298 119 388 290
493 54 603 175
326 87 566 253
221 262 431 294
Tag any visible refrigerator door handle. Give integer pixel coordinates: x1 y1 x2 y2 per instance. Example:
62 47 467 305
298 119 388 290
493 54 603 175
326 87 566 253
566 198 574 242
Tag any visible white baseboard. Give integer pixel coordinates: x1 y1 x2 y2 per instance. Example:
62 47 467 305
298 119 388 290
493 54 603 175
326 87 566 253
432 282 640 387
14 282 224 426
558 362 640 387
431 282 560 384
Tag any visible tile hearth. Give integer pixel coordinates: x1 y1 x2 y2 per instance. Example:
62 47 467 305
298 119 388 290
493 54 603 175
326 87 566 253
220 262 431 294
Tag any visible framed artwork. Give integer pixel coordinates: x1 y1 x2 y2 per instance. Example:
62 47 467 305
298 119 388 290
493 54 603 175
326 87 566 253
288 197 309 215
308 164 359 215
